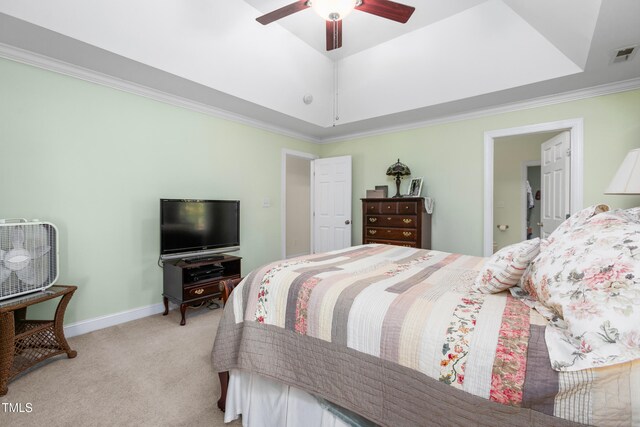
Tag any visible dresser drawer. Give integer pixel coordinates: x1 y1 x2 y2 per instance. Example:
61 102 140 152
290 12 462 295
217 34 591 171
365 227 418 242
364 202 381 214
364 239 417 248
366 215 417 228
183 282 221 300
381 202 398 214
397 201 417 214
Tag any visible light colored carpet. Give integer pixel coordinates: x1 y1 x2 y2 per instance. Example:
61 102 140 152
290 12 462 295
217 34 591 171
0 307 241 426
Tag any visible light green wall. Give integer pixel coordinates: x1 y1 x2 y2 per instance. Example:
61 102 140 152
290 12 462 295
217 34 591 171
320 89 640 255
493 133 550 251
2 56 639 325
0 58 319 324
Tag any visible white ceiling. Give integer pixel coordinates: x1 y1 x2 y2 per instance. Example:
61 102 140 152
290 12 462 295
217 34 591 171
0 0 638 142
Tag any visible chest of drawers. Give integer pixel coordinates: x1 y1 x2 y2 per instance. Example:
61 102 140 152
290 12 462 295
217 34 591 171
361 197 431 249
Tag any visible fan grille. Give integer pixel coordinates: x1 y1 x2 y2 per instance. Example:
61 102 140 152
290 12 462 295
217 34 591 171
0 222 58 300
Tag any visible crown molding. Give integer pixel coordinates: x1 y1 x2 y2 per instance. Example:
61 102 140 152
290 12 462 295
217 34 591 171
318 77 640 144
0 43 320 144
1 41 639 145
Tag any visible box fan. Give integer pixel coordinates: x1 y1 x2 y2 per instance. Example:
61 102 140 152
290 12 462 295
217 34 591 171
0 219 59 300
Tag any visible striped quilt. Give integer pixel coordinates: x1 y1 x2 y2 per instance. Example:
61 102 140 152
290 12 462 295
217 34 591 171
212 244 638 426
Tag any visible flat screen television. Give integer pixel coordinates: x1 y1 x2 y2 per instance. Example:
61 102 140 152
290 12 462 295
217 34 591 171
160 199 240 260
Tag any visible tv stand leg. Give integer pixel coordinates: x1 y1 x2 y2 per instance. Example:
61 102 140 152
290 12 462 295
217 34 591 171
162 297 169 316
179 303 187 326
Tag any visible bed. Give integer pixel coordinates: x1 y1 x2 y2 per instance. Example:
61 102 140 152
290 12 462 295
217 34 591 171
212 206 640 426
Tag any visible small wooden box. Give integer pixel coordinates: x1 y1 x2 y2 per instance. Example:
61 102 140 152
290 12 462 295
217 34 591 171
366 189 384 198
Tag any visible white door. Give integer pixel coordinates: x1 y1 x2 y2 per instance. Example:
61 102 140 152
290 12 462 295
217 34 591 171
540 131 570 238
313 156 352 253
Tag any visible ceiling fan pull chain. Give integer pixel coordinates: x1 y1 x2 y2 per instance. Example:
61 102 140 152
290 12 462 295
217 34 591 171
333 60 339 126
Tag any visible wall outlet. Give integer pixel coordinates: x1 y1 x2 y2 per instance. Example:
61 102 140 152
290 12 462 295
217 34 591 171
262 197 271 208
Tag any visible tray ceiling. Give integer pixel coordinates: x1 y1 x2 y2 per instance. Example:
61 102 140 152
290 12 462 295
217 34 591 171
0 0 638 142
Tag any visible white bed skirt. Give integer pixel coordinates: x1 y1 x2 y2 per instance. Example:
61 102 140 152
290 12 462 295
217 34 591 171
224 369 352 427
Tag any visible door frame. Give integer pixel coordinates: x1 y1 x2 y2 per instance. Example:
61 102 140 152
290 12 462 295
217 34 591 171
483 118 584 256
521 160 541 241
281 149 319 259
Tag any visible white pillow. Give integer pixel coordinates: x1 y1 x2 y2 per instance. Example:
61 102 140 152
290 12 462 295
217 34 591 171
473 238 540 294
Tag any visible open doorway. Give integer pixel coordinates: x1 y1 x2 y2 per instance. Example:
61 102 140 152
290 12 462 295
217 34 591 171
281 149 317 259
524 162 541 241
484 119 584 256
281 151 353 259
492 132 560 251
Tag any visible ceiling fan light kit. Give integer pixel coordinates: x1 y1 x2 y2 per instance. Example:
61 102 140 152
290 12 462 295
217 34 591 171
309 0 361 21
256 0 415 51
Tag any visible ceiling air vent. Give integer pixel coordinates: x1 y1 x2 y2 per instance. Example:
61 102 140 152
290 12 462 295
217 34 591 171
612 45 637 63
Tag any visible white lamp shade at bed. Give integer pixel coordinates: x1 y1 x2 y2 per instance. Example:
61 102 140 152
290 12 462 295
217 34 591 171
605 148 640 195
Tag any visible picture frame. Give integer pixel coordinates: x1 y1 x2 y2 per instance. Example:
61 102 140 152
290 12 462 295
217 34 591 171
407 177 423 197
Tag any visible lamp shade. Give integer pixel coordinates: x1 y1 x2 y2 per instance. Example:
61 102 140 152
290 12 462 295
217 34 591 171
386 159 411 177
605 148 640 195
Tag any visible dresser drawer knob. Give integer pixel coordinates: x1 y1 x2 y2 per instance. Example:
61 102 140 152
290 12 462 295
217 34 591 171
387 217 392 221
403 218 413 224
405 206 409 209
403 231 412 237
194 288 204 295
368 230 377 235
369 218 377 223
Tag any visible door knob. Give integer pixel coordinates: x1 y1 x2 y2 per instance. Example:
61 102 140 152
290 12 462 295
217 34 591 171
345 220 351 225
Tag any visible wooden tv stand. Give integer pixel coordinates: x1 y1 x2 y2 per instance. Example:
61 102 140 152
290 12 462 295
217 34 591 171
162 255 241 325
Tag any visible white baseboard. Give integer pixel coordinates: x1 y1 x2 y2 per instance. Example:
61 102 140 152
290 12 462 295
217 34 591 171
64 302 167 338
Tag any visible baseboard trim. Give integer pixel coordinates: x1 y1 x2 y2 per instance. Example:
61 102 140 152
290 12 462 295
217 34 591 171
64 302 166 338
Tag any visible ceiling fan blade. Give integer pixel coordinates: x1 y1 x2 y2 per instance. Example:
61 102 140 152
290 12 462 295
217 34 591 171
256 1 310 25
326 20 343 51
356 0 415 23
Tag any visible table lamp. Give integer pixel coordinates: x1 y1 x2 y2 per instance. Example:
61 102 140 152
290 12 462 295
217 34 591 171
605 148 640 195
386 159 411 198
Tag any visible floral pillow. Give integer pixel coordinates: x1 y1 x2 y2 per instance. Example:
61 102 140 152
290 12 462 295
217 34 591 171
540 204 609 252
520 206 640 371
472 238 540 294
521 205 609 297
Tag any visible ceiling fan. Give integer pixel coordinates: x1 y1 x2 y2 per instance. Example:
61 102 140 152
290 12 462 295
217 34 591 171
256 0 416 51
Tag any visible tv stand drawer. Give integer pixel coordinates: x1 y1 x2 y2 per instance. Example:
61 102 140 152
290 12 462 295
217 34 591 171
182 274 241 300
183 282 220 300
162 255 242 325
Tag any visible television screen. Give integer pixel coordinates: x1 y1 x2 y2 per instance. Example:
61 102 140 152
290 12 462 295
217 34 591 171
160 199 240 256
